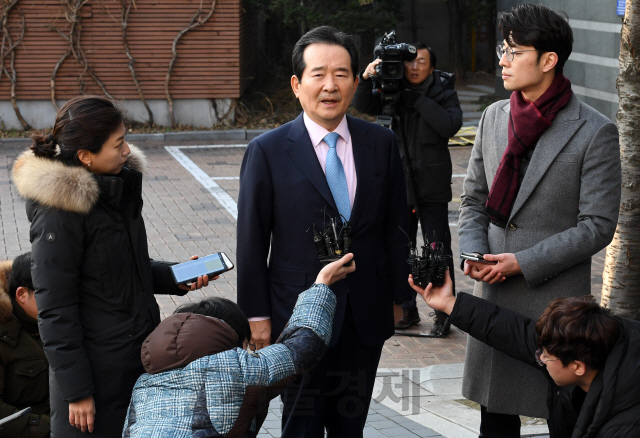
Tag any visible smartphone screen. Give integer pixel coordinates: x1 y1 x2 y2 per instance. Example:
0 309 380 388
171 253 228 284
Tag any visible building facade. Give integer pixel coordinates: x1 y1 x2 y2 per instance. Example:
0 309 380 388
0 0 255 129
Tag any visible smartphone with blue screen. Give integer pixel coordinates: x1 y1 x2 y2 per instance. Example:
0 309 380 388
170 252 234 284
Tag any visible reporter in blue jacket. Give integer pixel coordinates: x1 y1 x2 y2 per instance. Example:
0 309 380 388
123 254 354 437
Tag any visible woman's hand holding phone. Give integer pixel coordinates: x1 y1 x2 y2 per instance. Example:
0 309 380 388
177 255 217 291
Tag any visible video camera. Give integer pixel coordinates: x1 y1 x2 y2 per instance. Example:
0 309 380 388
371 31 417 113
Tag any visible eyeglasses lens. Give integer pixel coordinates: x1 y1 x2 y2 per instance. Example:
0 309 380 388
496 45 513 62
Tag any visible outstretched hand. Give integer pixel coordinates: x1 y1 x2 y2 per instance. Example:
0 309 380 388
316 253 356 286
408 269 456 315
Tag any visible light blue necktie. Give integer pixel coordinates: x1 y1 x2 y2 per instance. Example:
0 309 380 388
324 132 351 222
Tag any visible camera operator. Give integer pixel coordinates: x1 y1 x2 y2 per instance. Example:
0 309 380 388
352 43 462 334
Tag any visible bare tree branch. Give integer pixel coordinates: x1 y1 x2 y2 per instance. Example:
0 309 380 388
165 0 218 127
50 49 71 110
48 0 113 108
119 0 153 125
1 1 30 130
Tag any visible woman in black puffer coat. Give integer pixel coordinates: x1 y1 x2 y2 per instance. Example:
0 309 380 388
11 96 210 437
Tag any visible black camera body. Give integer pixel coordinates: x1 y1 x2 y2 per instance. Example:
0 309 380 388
372 31 417 107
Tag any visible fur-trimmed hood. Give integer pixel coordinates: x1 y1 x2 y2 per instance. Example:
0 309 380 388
11 144 147 215
0 260 14 323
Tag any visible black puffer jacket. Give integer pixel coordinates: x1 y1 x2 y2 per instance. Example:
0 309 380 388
451 292 640 438
0 260 50 438
12 146 186 437
352 70 463 204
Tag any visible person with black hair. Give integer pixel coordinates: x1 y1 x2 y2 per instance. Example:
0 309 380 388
11 95 212 437
0 253 50 437
237 25 411 438
352 43 463 335
409 271 640 438
123 254 355 437
457 4 621 436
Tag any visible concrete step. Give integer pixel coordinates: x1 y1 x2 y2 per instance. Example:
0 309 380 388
468 84 495 94
456 90 487 99
460 103 482 112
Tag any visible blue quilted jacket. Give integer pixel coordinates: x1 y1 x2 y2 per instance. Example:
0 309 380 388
122 283 335 437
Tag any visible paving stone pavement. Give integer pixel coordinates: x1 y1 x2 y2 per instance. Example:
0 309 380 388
258 397 444 438
3 83 610 436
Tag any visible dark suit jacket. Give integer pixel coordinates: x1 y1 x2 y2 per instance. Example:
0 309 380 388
237 114 412 347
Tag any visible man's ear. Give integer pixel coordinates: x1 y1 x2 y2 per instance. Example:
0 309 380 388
291 75 300 98
541 52 558 73
573 360 587 377
15 286 29 305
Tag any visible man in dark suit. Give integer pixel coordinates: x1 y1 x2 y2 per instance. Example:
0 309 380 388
236 26 412 437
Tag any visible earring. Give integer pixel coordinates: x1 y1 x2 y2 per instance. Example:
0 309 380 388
88 162 91 168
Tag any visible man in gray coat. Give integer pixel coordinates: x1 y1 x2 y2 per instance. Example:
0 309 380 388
458 5 621 437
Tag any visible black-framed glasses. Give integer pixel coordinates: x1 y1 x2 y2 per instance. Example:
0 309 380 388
535 348 560 367
496 45 537 62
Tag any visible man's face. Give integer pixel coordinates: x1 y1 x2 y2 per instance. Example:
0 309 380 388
17 287 38 320
291 43 358 131
404 48 434 86
498 40 547 96
541 349 580 387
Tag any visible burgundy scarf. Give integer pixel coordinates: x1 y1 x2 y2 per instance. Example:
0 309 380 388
485 73 573 227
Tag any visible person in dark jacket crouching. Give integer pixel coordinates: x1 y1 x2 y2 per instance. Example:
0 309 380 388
123 253 355 437
11 96 212 437
0 253 50 437
408 271 640 438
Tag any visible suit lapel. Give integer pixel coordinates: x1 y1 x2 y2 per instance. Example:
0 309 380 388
348 116 373 226
509 95 585 220
286 114 338 210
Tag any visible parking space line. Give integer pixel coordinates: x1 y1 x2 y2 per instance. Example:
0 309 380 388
165 146 241 220
168 144 248 149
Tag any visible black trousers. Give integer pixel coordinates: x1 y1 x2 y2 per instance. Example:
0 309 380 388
404 202 456 312
479 405 521 438
280 298 384 438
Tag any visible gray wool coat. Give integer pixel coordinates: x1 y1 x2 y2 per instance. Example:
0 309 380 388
457 94 621 418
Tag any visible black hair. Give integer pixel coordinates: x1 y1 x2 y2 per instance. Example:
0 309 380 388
174 297 251 346
292 25 359 81
499 4 573 73
8 252 34 302
411 42 437 69
30 95 124 166
536 296 619 370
